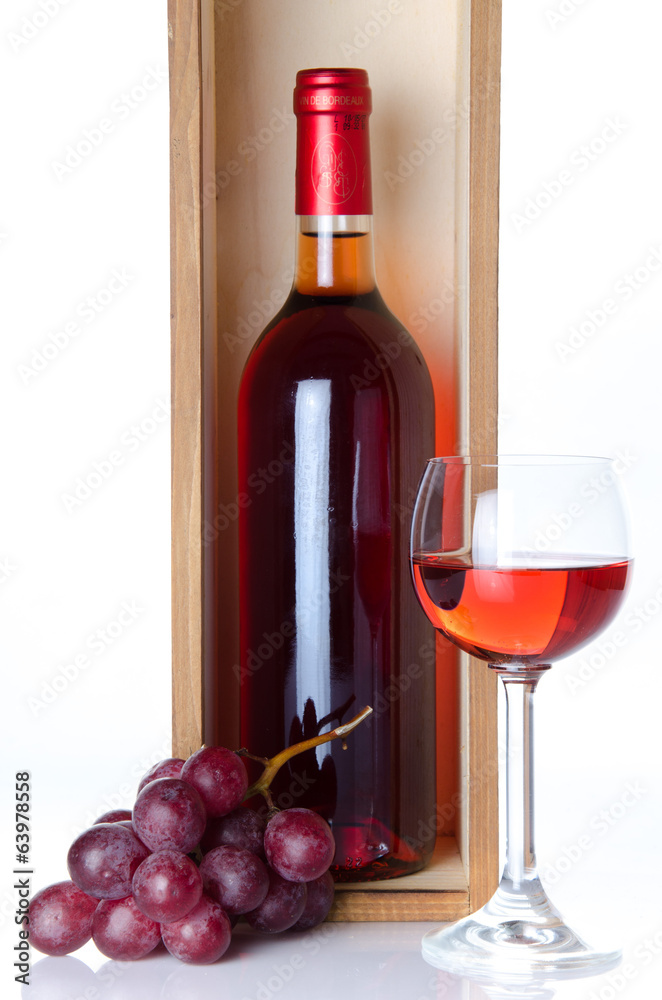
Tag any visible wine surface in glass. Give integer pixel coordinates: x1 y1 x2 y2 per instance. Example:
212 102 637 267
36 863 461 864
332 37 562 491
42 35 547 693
411 554 631 664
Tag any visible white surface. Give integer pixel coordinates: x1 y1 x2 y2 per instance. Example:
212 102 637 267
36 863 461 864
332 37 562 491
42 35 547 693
2 1 661 998
21 918 662 999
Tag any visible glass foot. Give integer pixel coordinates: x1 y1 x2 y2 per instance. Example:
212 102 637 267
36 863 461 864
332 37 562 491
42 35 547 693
422 884 621 980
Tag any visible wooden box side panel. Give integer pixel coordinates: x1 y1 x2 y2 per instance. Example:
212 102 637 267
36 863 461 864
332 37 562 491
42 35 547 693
455 0 502 910
169 0 205 758
169 0 219 759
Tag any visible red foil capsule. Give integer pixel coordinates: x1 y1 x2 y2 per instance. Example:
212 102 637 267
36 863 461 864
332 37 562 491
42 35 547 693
293 68 373 217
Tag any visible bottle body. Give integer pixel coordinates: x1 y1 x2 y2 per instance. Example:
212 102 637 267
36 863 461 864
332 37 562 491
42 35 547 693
239 286 436 880
237 70 436 882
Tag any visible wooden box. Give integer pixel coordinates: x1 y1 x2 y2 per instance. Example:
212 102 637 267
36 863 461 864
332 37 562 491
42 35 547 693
168 0 501 921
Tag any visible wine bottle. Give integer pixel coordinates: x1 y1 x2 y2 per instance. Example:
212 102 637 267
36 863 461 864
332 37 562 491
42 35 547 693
238 68 436 881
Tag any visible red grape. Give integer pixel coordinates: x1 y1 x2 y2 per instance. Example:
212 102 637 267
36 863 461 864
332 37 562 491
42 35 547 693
137 757 185 794
92 896 161 960
180 746 248 817
30 745 342 966
290 871 335 930
200 806 266 857
132 778 206 854
67 824 150 899
28 881 99 956
264 808 335 882
94 809 132 824
199 845 268 916
132 850 203 924
245 868 307 932
161 894 232 964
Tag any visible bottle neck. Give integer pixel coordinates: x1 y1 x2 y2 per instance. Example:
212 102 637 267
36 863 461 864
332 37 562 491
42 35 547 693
293 215 376 296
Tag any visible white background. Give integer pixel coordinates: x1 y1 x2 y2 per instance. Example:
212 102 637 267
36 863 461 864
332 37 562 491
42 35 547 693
1 1 661 998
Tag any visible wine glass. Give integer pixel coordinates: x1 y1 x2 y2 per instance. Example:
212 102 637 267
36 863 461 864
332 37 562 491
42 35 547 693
410 456 632 978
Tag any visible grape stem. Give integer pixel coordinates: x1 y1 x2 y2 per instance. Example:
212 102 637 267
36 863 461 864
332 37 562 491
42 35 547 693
242 706 373 812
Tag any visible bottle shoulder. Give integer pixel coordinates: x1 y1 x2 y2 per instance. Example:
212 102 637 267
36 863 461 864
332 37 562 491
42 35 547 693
245 288 429 371
239 290 434 422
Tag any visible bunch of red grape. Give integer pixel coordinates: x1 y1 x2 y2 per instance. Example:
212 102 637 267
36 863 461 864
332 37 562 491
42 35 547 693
29 747 336 965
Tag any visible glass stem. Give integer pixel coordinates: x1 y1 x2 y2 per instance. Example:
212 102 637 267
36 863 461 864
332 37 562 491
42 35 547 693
499 670 546 892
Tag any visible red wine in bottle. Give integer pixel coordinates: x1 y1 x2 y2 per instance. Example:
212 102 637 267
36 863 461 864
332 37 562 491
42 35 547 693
238 69 436 882
412 554 632 665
